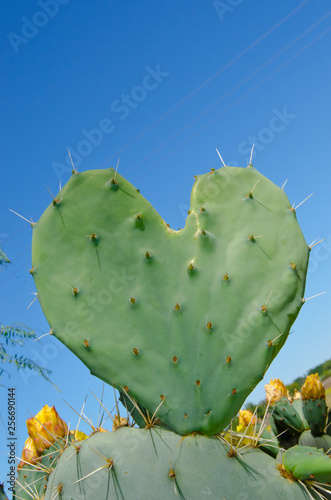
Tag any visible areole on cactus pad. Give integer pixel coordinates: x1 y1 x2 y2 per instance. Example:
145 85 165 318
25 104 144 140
31 165 310 434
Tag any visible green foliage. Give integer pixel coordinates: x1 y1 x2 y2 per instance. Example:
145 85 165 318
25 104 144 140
308 363 325 378
285 359 331 393
322 369 331 380
0 247 10 268
1 324 36 347
292 376 306 387
0 246 52 383
307 359 331 379
244 400 265 419
0 324 51 381
286 382 301 396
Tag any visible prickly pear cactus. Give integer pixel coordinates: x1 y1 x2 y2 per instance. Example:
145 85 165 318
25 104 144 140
43 426 310 500
299 429 331 453
282 445 331 483
301 374 328 436
15 401 331 500
14 441 64 500
265 375 331 464
31 166 309 434
0 483 8 500
272 397 308 436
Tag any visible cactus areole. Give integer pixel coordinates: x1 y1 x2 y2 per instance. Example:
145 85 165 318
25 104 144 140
31 166 309 435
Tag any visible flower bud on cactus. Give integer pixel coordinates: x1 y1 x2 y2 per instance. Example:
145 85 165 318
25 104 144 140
236 410 257 443
301 374 325 400
301 374 327 437
266 381 307 440
265 379 289 405
238 410 257 428
18 437 39 470
27 405 68 454
112 415 129 431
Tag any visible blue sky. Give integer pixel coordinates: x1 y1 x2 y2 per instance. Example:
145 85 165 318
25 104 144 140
1 0 331 488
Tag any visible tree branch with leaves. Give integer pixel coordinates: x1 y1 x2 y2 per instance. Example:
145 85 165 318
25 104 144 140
0 245 52 383
0 324 52 382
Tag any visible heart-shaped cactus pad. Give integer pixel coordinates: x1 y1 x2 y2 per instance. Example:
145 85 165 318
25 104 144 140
32 166 309 435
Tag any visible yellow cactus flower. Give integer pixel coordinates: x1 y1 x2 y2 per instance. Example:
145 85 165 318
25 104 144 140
235 424 254 440
94 426 108 433
71 430 88 442
235 410 258 443
292 389 301 400
301 373 325 400
238 410 257 429
18 437 39 470
112 415 129 431
27 405 68 455
265 379 289 405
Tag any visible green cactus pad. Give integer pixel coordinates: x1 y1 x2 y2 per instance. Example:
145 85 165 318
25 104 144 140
118 389 147 428
258 427 280 458
302 397 328 437
14 441 64 500
272 397 308 436
283 445 331 484
0 484 8 500
327 409 331 436
44 426 311 500
299 429 331 454
14 464 48 500
32 166 309 434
